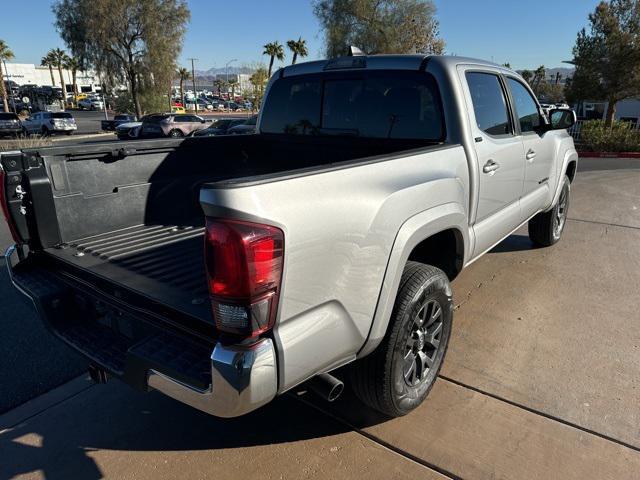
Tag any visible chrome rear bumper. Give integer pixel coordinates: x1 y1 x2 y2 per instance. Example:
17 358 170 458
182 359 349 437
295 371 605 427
148 338 277 418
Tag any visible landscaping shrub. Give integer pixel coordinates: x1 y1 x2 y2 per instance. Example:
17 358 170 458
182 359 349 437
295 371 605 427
580 120 640 152
0 135 52 152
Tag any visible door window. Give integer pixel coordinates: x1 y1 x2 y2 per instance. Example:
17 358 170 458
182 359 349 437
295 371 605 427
466 72 511 136
507 78 541 132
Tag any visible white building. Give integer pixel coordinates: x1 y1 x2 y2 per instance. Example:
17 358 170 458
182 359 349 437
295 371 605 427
3 62 102 93
214 73 251 92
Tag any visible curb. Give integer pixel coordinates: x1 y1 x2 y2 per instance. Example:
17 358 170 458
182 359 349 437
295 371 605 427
51 132 112 141
578 151 640 158
0 374 93 431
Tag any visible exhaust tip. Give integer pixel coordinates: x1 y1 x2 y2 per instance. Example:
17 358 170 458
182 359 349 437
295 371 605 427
306 372 344 402
327 381 344 402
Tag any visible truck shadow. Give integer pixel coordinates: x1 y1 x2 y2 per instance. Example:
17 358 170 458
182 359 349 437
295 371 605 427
1 380 373 480
489 234 539 254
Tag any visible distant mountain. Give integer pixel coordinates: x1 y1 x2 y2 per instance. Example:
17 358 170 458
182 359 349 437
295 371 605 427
194 66 255 77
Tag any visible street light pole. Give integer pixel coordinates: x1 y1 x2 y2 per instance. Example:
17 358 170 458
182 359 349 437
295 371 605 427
225 59 237 112
188 57 198 114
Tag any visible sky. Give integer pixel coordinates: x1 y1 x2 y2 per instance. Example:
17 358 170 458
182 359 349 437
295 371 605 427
3 0 600 71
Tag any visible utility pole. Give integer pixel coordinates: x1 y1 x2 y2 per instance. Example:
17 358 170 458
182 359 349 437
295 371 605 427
2 59 16 114
189 58 198 114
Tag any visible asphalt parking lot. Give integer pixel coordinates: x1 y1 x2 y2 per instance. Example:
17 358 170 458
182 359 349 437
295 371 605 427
0 157 639 479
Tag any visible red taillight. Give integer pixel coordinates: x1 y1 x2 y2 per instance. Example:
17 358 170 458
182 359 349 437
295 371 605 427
0 166 21 244
205 218 284 338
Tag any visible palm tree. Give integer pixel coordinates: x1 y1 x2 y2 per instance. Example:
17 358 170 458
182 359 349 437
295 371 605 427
176 67 190 107
521 69 533 85
64 56 82 106
41 53 57 87
263 41 285 77
50 48 70 108
214 78 227 97
0 40 15 112
286 37 308 65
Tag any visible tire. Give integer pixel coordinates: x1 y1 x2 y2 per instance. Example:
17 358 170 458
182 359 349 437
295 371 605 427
66 130 74 136
168 129 183 138
41 126 49 137
528 175 570 247
350 261 453 417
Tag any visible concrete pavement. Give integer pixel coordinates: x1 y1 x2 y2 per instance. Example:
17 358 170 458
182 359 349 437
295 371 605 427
1 157 639 479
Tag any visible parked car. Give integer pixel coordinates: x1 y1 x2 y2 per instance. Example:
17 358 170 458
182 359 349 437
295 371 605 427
227 115 257 135
186 98 213 111
171 106 186 114
115 119 144 140
218 101 241 111
192 118 247 137
0 112 22 137
78 96 104 110
101 114 137 131
1 55 577 419
140 113 208 138
21 111 77 135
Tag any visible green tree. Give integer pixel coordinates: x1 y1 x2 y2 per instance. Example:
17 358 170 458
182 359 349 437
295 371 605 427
50 48 70 108
0 40 14 112
521 69 533 85
228 78 238 100
53 0 190 118
41 53 57 86
176 67 190 107
566 0 640 126
502 62 511 68
263 41 285 77
287 37 309 64
313 0 444 57
249 66 269 110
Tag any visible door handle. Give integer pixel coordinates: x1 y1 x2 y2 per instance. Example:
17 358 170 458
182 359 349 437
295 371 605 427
483 159 500 174
526 149 536 161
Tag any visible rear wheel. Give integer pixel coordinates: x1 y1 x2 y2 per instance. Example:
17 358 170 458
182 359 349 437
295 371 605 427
528 175 570 247
41 126 50 137
168 129 184 138
350 262 453 417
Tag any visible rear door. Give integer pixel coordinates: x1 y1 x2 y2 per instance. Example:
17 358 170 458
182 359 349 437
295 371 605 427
504 76 555 220
459 68 525 256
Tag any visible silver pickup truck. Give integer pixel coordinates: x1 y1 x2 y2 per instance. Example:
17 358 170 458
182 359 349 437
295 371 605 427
1 55 577 418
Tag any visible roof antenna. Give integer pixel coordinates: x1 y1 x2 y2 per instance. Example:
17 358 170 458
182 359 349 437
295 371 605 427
348 46 364 57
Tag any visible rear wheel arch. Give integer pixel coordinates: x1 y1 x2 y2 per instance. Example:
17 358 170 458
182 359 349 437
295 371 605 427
566 160 577 183
407 228 464 281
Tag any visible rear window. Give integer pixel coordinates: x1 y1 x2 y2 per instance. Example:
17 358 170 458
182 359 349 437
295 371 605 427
51 112 73 119
261 71 444 140
0 113 18 120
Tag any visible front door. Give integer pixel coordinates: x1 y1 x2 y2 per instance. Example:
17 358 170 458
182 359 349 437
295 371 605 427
460 68 525 256
505 77 555 220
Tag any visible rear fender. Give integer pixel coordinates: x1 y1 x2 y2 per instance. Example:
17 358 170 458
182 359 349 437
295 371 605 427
358 202 469 357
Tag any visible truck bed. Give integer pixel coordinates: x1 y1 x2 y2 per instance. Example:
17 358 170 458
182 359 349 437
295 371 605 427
14 134 437 331
45 223 210 323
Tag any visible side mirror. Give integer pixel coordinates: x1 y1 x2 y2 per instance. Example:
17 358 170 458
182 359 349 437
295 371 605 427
201 119 205 123
548 108 576 130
